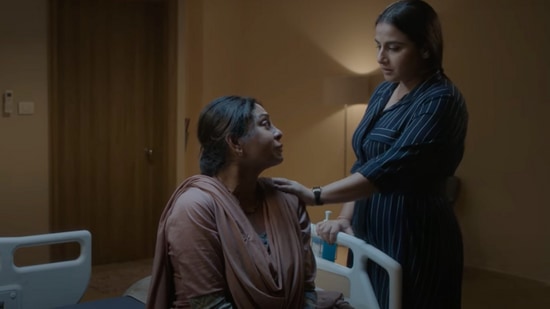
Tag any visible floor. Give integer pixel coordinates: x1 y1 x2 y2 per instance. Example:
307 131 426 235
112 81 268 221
80 258 153 302
81 258 550 308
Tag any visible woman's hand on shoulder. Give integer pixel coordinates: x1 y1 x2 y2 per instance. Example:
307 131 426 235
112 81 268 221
316 218 353 244
271 177 314 205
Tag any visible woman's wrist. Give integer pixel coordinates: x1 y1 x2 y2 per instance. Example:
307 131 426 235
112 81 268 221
312 186 323 205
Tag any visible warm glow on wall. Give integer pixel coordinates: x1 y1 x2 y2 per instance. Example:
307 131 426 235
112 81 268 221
323 71 383 176
278 1 383 74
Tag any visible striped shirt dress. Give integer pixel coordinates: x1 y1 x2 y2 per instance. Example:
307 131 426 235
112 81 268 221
350 71 468 309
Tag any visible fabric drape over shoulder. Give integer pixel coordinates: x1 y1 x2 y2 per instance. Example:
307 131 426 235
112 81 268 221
146 175 316 309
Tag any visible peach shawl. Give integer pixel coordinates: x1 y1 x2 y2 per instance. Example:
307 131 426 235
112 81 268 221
146 175 315 308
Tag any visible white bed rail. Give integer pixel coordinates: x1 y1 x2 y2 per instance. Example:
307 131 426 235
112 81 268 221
0 230 92 309
311 223 402 309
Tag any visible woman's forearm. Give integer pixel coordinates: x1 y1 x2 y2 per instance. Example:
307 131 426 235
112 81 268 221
272 173 376 206
336 202 355 220
316 173 375 205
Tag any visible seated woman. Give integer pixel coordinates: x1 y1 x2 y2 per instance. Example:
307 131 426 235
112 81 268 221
146 96 318 308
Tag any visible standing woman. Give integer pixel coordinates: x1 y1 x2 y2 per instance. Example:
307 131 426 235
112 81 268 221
274 1 468 308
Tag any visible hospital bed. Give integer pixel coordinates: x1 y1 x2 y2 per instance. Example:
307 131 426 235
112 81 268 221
0 224 401 309
310 224 401 309
0 230 91 309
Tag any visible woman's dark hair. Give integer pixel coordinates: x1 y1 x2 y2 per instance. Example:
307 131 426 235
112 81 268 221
376 0 443 72
197 95 259 176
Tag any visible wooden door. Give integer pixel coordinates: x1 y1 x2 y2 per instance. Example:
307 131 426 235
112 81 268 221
49 0 177 265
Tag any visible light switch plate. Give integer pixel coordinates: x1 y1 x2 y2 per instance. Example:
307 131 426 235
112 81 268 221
18 101 34 115
3 90 13 115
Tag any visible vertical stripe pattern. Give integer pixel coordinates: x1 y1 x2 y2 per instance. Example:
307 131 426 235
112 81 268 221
350 71 467 309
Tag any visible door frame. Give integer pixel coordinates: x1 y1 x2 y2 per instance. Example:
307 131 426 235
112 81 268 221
47 0 178 262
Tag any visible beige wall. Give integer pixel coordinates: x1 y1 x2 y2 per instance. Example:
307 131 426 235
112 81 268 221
438 0 550 284
184 0 550 284
2 0 549 285
0 0 49 243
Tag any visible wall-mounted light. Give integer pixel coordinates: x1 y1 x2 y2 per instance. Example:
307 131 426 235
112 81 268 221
184 118 190 151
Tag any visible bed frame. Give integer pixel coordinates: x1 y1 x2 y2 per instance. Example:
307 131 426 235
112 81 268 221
0 224 401 309
0 230 91 309
311 224 402 309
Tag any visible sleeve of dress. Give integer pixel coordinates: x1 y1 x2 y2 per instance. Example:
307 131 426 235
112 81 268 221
353 90 466 191
165 188 231 303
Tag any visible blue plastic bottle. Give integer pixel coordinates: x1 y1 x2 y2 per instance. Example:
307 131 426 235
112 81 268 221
312 210 337 262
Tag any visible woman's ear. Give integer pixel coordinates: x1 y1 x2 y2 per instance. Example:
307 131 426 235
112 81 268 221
226 134 243 157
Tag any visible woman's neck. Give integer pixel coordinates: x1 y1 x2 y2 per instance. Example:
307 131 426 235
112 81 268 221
399 68 436 93
215 167 261 213
215 166 258 193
